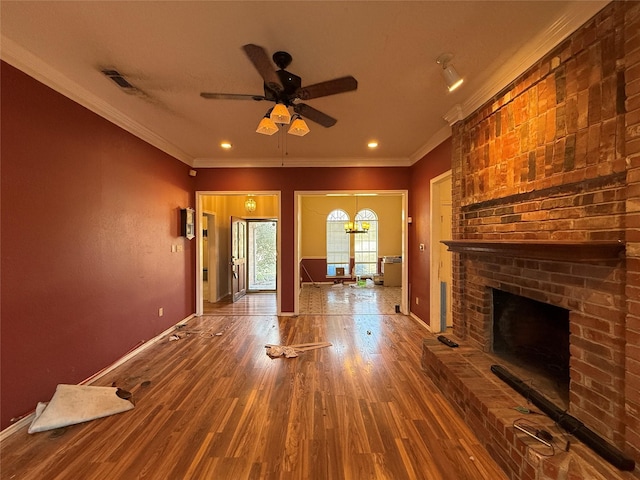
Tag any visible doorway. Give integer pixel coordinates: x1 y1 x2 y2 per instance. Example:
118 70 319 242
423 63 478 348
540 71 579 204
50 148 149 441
195 192 281 316
294 191 408 315
430 171 452 332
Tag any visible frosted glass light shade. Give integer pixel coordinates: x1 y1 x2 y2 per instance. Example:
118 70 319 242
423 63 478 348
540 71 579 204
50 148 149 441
288 117 310 136
256 116 279 135
270 103 291 124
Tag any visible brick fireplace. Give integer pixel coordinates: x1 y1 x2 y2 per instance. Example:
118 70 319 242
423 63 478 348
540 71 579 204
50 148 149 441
422 2 640 479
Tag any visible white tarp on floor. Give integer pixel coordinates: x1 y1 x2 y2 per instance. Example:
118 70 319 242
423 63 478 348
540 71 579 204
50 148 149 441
28 384 134 434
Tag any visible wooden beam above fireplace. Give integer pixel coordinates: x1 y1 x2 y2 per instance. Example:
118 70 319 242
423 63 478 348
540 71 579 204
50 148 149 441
442 240 625 262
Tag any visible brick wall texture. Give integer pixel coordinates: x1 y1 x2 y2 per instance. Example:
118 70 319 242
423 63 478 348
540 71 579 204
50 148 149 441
450 0 640 466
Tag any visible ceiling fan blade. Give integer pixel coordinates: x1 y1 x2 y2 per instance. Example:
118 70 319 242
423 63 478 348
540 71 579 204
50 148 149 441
296 76 358 100
200 92 266 101
242 44 283 93
294 103 337 127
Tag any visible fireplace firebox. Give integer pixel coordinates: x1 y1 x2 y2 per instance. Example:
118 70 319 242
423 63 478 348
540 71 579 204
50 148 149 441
492 289 570 407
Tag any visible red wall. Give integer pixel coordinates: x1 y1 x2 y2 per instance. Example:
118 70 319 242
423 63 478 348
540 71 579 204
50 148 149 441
407 139 452 323
0 62 195 429
194 167 411 311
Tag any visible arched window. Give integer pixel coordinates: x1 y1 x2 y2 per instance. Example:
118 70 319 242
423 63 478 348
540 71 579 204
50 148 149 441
326 209 350 276
354 209 378 276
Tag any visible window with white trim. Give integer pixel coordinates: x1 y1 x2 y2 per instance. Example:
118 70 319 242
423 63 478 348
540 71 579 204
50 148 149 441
326 209 350 276
354 209 378 276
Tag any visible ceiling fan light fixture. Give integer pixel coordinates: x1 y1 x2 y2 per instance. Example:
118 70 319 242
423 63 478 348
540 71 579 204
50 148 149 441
256 114 279 135
288 115 310 136
270 103 291 124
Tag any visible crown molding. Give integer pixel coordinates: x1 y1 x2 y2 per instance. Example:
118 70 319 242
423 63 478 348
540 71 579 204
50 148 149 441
1 36 194 166
409 125 452 165
192 156 412 169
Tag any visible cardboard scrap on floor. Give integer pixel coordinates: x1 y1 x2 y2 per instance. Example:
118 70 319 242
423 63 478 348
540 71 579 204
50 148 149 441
28 384 134 434
265 342 332 358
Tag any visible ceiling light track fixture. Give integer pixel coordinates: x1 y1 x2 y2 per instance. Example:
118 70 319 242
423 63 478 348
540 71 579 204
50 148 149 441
436 53 464 92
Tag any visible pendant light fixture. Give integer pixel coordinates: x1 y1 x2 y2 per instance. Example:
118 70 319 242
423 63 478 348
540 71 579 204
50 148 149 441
245 195 257 213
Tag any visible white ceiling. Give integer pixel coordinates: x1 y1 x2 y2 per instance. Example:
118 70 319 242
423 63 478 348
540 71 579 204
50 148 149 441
1 1 608 168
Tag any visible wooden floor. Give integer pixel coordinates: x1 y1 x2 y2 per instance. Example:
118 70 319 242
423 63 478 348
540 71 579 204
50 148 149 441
1 301 508 479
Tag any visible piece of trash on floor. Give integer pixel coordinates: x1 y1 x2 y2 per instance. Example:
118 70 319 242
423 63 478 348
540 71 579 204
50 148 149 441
28 384 134 434
367 330 372 335
215 332 223 336
265 342 332 358
266 345 299 358
169 334 181 341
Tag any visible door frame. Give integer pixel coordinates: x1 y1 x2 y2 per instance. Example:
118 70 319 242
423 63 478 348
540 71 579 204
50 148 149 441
195 191 281 316
429 170 452 332
203 211 217 304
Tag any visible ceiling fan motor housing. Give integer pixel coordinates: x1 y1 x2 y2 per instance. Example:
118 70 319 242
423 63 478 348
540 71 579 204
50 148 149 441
273 69 301 102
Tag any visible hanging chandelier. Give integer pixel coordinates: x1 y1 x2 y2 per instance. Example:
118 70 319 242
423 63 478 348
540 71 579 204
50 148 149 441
344 194 369 234
344 220 370 234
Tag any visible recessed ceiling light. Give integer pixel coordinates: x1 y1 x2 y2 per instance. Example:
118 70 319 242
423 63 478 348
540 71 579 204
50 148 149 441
220 142 232 149
367 141 378 148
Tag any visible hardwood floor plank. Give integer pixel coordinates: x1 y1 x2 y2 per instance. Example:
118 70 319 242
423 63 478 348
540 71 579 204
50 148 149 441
1 299 508 480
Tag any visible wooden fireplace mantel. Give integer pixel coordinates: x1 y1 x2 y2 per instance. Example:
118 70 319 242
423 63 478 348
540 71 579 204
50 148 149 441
441 239 625 262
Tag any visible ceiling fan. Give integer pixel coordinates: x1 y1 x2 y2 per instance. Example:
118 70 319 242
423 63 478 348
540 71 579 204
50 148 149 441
200 44 358 128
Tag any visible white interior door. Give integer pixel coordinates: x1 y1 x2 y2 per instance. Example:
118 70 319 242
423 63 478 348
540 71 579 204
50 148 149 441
430 172 453 332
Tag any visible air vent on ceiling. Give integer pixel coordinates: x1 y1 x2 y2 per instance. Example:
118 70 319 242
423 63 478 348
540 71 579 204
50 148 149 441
102 69 134 89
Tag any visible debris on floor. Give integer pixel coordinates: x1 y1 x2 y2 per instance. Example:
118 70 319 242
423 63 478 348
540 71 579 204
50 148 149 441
28 384 135 434
266 345 300 358
169 329 222 340
265 342 332 358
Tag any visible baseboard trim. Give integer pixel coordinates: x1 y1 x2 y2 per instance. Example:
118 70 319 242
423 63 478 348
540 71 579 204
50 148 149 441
0 313 196 442
409 312 433 333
